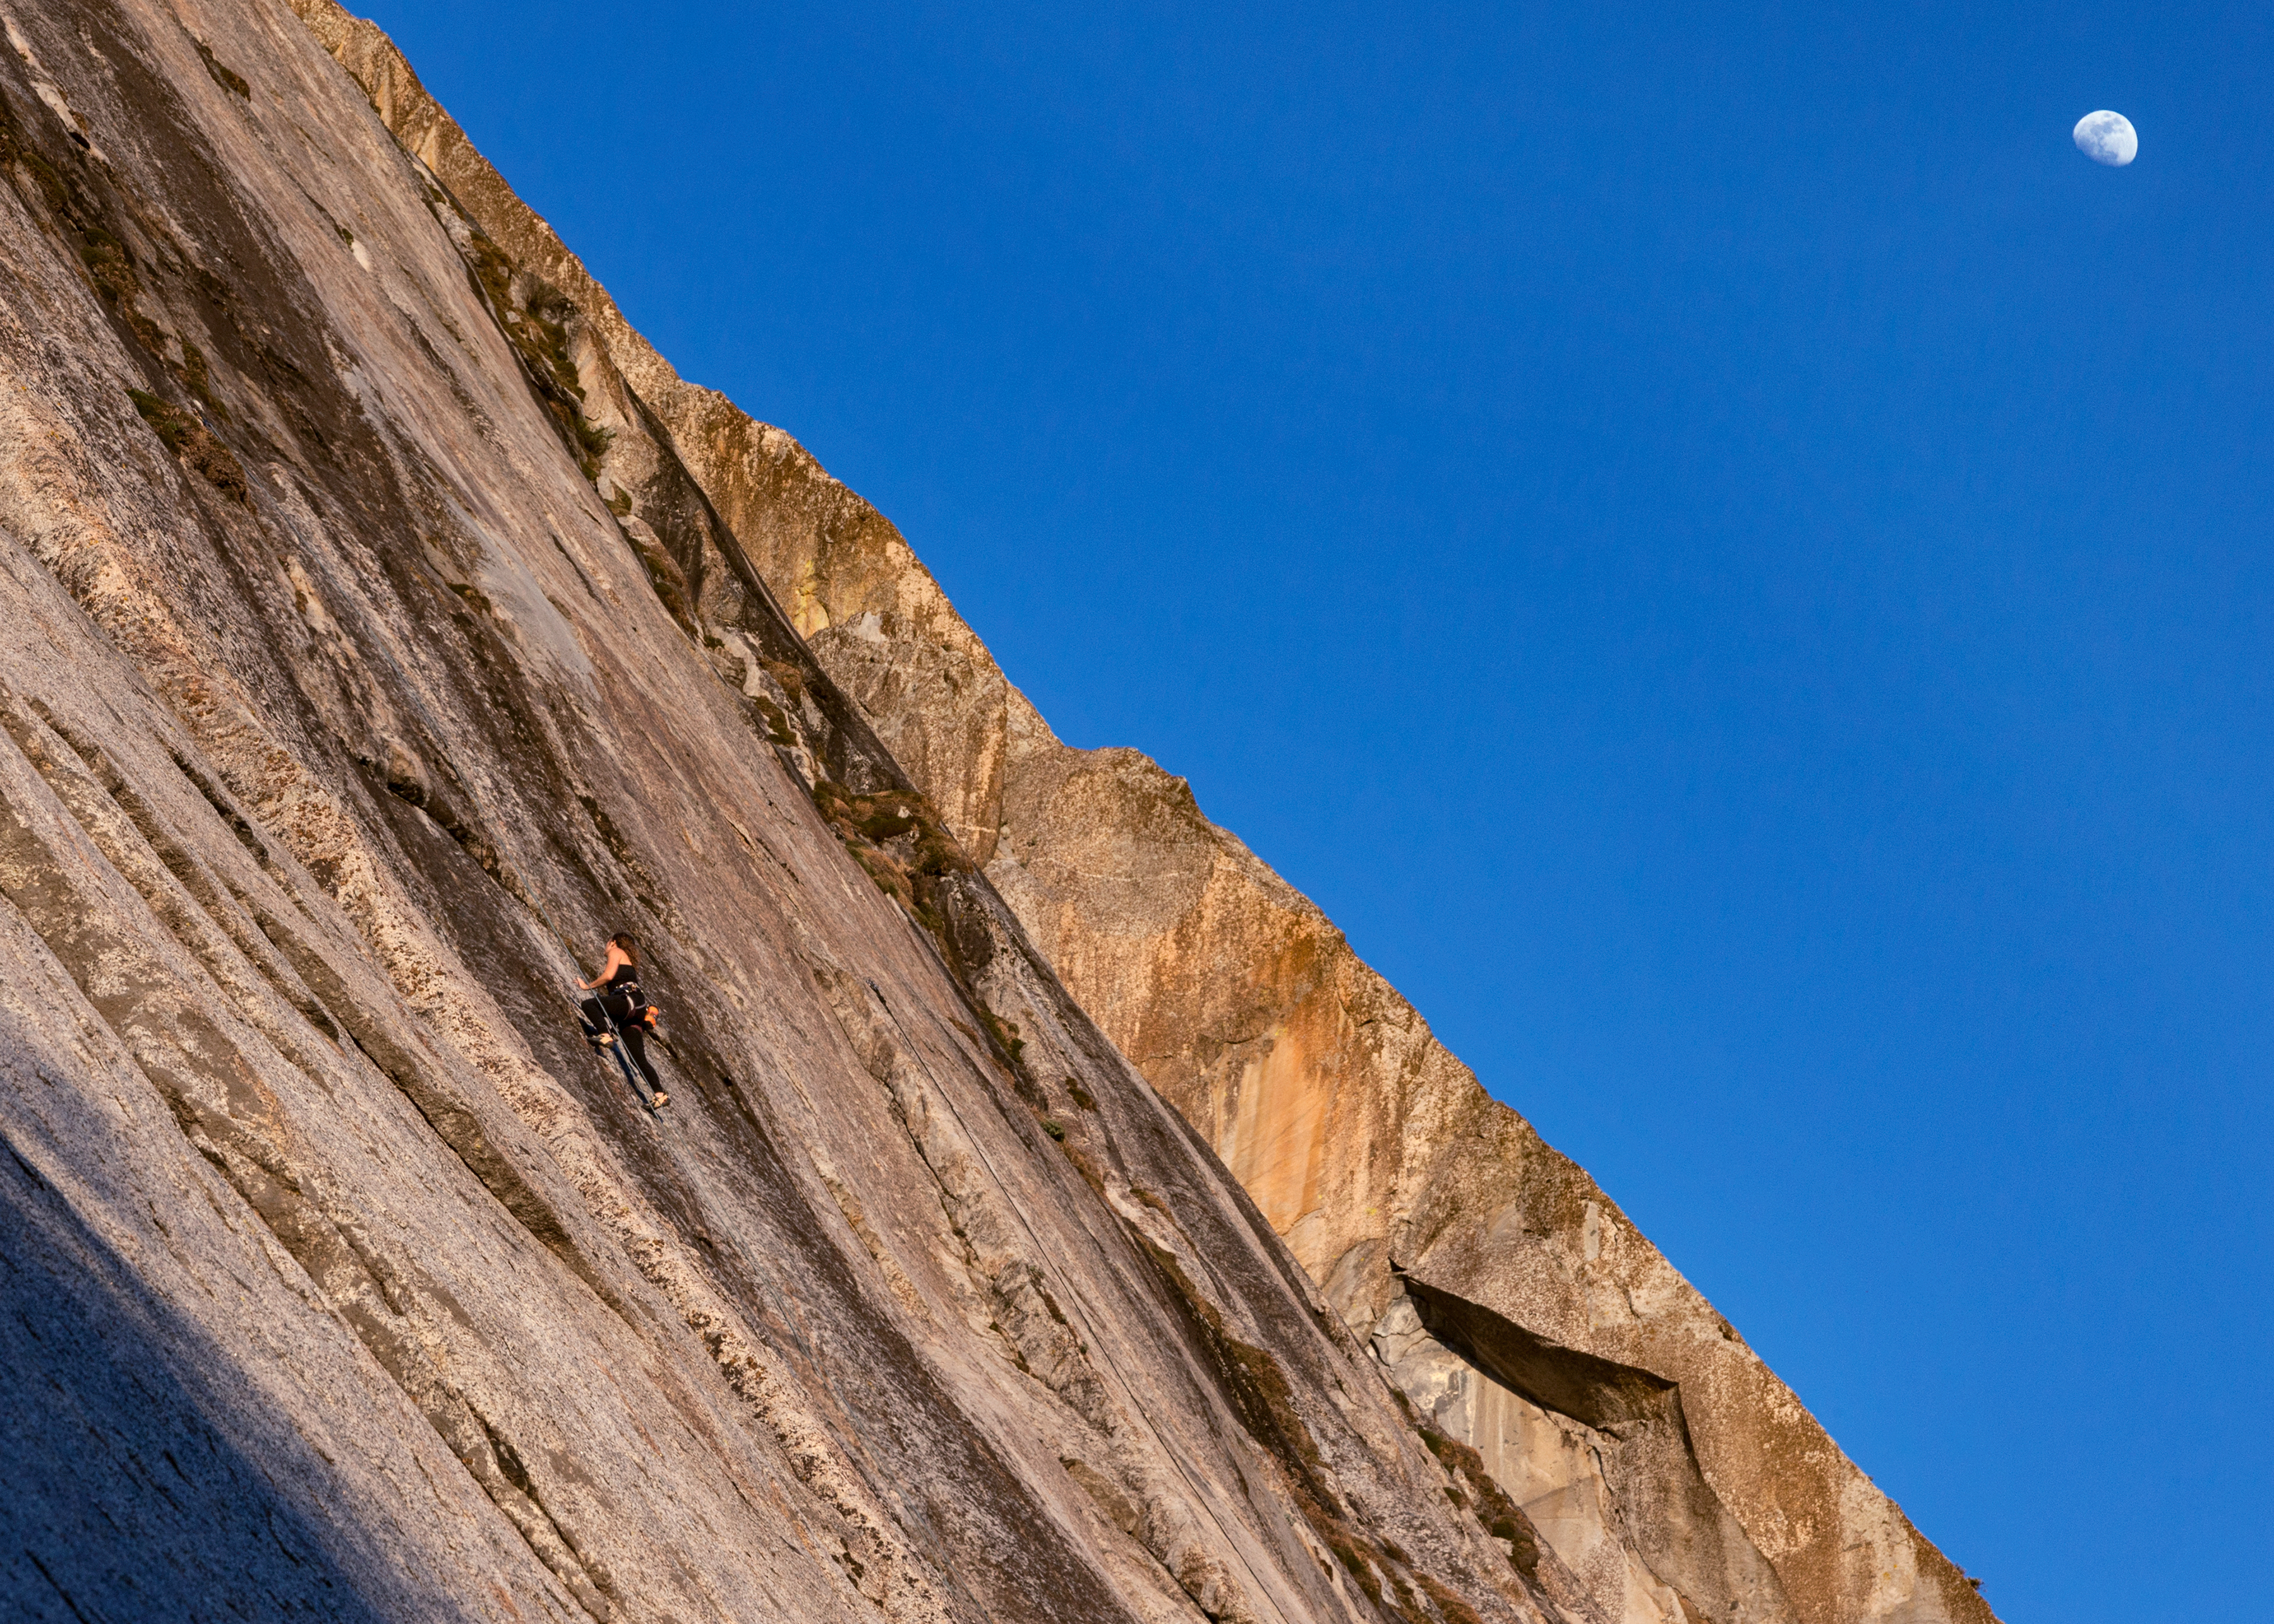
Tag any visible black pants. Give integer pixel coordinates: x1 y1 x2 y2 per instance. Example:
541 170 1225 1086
581 993 661 1100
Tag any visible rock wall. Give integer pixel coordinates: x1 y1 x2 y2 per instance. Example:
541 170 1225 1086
266 13 2001 1623
0 4 1596 1620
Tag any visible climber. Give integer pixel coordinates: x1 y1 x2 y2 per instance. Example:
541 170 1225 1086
579 931 668 1110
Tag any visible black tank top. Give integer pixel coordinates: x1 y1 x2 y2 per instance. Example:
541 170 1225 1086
605 961 641 994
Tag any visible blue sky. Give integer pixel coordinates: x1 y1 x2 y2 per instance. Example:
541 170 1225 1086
358 3 2271 1616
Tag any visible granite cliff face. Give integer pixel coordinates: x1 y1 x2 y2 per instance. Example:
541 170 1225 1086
277 18 2001 1624
0 4 1992 1623
0 5 1598 1620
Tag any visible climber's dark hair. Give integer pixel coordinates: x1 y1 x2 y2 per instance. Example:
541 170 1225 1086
609 931 640 964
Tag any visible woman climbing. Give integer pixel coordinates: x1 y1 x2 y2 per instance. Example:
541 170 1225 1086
579 931 668 1110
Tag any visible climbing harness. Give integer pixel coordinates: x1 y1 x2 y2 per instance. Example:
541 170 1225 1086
572 985 663 1114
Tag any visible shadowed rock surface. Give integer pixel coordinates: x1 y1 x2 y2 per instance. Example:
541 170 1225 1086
271 15 2003 1624
0 3 1995 1622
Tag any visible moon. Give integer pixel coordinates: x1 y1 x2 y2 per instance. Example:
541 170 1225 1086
2073 110 2138 167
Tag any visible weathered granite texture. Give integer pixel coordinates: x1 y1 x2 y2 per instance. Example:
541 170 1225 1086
279 15 2000 1623
0 4 1591 1620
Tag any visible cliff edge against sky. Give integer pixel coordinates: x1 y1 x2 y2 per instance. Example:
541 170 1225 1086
0 3 1994 1621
